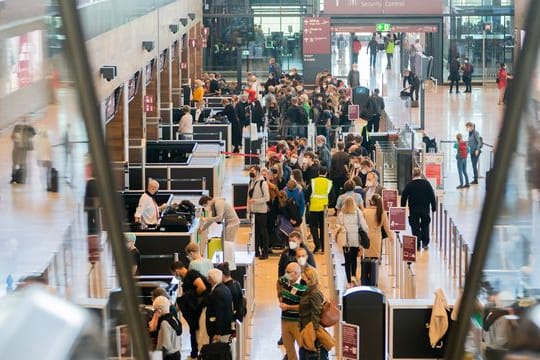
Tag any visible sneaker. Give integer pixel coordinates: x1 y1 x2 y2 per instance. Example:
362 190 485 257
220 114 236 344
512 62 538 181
471 180 478 185
463 184 470 188
456 185 463 189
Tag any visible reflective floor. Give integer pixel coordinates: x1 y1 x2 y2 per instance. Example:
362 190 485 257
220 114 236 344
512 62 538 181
0 49 505 357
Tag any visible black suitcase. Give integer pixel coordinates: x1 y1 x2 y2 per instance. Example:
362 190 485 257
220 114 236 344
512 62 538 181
50 168 59 192
13 167 25 184
353 86 370 109
360 257 379 286
199 342 232 360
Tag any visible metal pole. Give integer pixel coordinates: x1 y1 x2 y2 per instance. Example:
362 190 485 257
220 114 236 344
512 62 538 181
458 235 464 289
482 30 486 86
56 1 150 359
420 80 425 130
439 202 443 251
443 212 448 259
453 226 458 277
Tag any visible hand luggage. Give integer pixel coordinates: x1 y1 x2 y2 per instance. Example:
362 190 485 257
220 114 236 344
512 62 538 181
207 237 223 260
198 342 232 360
360 257 379 286
50 167 59 192
13 167 25 184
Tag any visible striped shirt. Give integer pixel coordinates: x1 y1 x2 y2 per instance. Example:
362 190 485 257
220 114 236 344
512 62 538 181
279 276 308 322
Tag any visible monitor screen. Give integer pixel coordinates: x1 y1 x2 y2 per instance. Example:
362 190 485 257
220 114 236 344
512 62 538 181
145 59 154 86
127 71 140 103
105 86 123 123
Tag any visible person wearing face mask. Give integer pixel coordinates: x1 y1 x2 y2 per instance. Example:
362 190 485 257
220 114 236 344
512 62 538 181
247 165 271 259
497 62 512 105
363 194 394 260
330 142 349 197
235 94 250 127
364 171 384 206
302 152 320 187
287 153 301 171
185 242 213 278
125 232 140 276
278 231 316 277
462 57 474 93
198 195 240 245
170 261 209 359
359 158 379 187
307 167 333 253
295 247 315 274
277 262 308 360
134 178 167 229
315 135 331 171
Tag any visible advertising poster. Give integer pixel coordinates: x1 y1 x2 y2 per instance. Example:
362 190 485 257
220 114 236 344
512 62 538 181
389 207 407 231
402 235 417 262
423 153 444 190
342 322 360 360
348 104 359 120
382 189 398 211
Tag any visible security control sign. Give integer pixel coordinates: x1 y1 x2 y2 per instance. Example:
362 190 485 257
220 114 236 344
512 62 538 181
376 23 391 32
389 207 407 231
382 189 398 211
342 322 360 360
402 235 417 263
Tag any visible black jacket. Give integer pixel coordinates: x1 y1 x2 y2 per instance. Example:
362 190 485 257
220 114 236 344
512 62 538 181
277 243 316 277
330 151 350 179
400 178 437 215
206 283 234 337
223 279 246 322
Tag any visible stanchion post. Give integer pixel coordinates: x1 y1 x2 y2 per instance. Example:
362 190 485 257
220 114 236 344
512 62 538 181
458 235 464 289
448 219 454 270
439 203 443 251
453 226 458 277
443 210 448 258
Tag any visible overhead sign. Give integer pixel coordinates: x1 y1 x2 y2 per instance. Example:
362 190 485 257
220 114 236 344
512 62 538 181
382 189 398 211
348 104 359 120
323 0 443 15
342 322 360 360
389 207 407 232
376 23 391 32
302 17 331 55
402 235 417 263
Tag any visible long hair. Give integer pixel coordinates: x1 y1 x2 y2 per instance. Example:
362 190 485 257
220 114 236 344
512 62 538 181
371 194 384 227
292 169 306 189
277 190 288 208
342 196 357 215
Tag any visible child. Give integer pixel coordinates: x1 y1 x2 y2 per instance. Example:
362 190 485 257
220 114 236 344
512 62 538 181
455 133 470 189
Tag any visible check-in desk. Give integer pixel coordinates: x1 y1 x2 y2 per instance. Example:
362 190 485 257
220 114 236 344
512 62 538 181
160 119 232 154
120 190 206 276
128 140 224 196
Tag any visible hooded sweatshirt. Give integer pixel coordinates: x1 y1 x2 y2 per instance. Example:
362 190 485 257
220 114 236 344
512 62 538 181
157 313 182 356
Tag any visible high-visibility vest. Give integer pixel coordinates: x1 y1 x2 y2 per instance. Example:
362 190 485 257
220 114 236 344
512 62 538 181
310 177 333 212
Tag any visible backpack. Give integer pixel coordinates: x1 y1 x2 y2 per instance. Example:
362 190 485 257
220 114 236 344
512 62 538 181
458 141 468 159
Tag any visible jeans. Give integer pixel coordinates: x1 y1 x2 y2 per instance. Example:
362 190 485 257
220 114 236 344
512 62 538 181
449 79 460 93
408 213 431 248
470 152 479 182
457 157 469 186
367 113 380 132
254 213 270 257
352 52 359 64
369 52 377 67
386 53 393 69
463 75 472 92
309 211 325 252
343 246 360 283
300 346 329 360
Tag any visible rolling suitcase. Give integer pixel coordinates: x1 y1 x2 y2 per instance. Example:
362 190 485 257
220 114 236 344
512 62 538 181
50 167 59 192
13 167 25 184
361 257 379 286
199 342 232 360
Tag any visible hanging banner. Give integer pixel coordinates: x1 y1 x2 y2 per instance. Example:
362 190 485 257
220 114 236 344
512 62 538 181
342 322 360 360
323 0 443 15
382 189 398 211
402 235 417 262
389 207 407 231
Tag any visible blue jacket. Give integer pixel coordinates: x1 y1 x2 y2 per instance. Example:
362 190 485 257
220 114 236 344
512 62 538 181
285 186 306 217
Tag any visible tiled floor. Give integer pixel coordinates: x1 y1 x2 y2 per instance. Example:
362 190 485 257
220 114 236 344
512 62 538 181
0 49 505 358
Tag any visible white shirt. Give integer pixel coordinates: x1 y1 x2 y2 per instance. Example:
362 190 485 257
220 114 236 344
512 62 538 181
134 193 160 227
178 113 193 135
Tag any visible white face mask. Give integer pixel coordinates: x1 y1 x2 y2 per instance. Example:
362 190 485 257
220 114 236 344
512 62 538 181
360 169 368 175
297 257 307 266
290 158 298 165
353 163 361 169
289 241 298 250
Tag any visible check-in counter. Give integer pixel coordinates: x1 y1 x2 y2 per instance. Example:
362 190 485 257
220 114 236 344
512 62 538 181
128 140 224 196
160 121 232 154
120 190 207 276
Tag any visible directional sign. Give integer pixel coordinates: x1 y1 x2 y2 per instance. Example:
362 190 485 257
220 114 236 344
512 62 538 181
382 189 398 211
376 23 391 32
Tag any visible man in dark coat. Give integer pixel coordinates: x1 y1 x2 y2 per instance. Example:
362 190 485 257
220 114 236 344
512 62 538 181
218 98 241 152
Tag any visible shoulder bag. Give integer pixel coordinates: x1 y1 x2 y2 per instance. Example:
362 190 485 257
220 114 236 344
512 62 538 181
357 210 370 249
320 296 340 328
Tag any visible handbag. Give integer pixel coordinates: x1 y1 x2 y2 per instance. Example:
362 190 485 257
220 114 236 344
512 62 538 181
279 215 294 236
320 297 340 328
334 223 347 248
357 211 370 249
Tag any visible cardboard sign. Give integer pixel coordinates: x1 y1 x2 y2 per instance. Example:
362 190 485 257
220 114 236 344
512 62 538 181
342 322 360 360
402 235 417 262
389 207 407 231
382 189 398 211
348 104 359 120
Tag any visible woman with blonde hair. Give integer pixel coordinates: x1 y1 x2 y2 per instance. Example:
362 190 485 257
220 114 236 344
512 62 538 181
337 196 369 287
298 266 334 359
363 194 394 259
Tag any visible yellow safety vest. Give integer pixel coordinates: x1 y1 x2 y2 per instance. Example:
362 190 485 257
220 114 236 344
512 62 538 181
310 177 333 212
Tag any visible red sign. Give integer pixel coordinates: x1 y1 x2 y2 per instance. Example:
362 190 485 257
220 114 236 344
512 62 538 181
389 207 407 231
201 39 207 48
341 322 359 360
144 95 154 113
189 39 197 48
303 17 331 55
181 62 187 70
425 163 441 185
202 27 210 38
382 189 398 211
348 104 359 120
402 235 417 263
324 0 443 15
